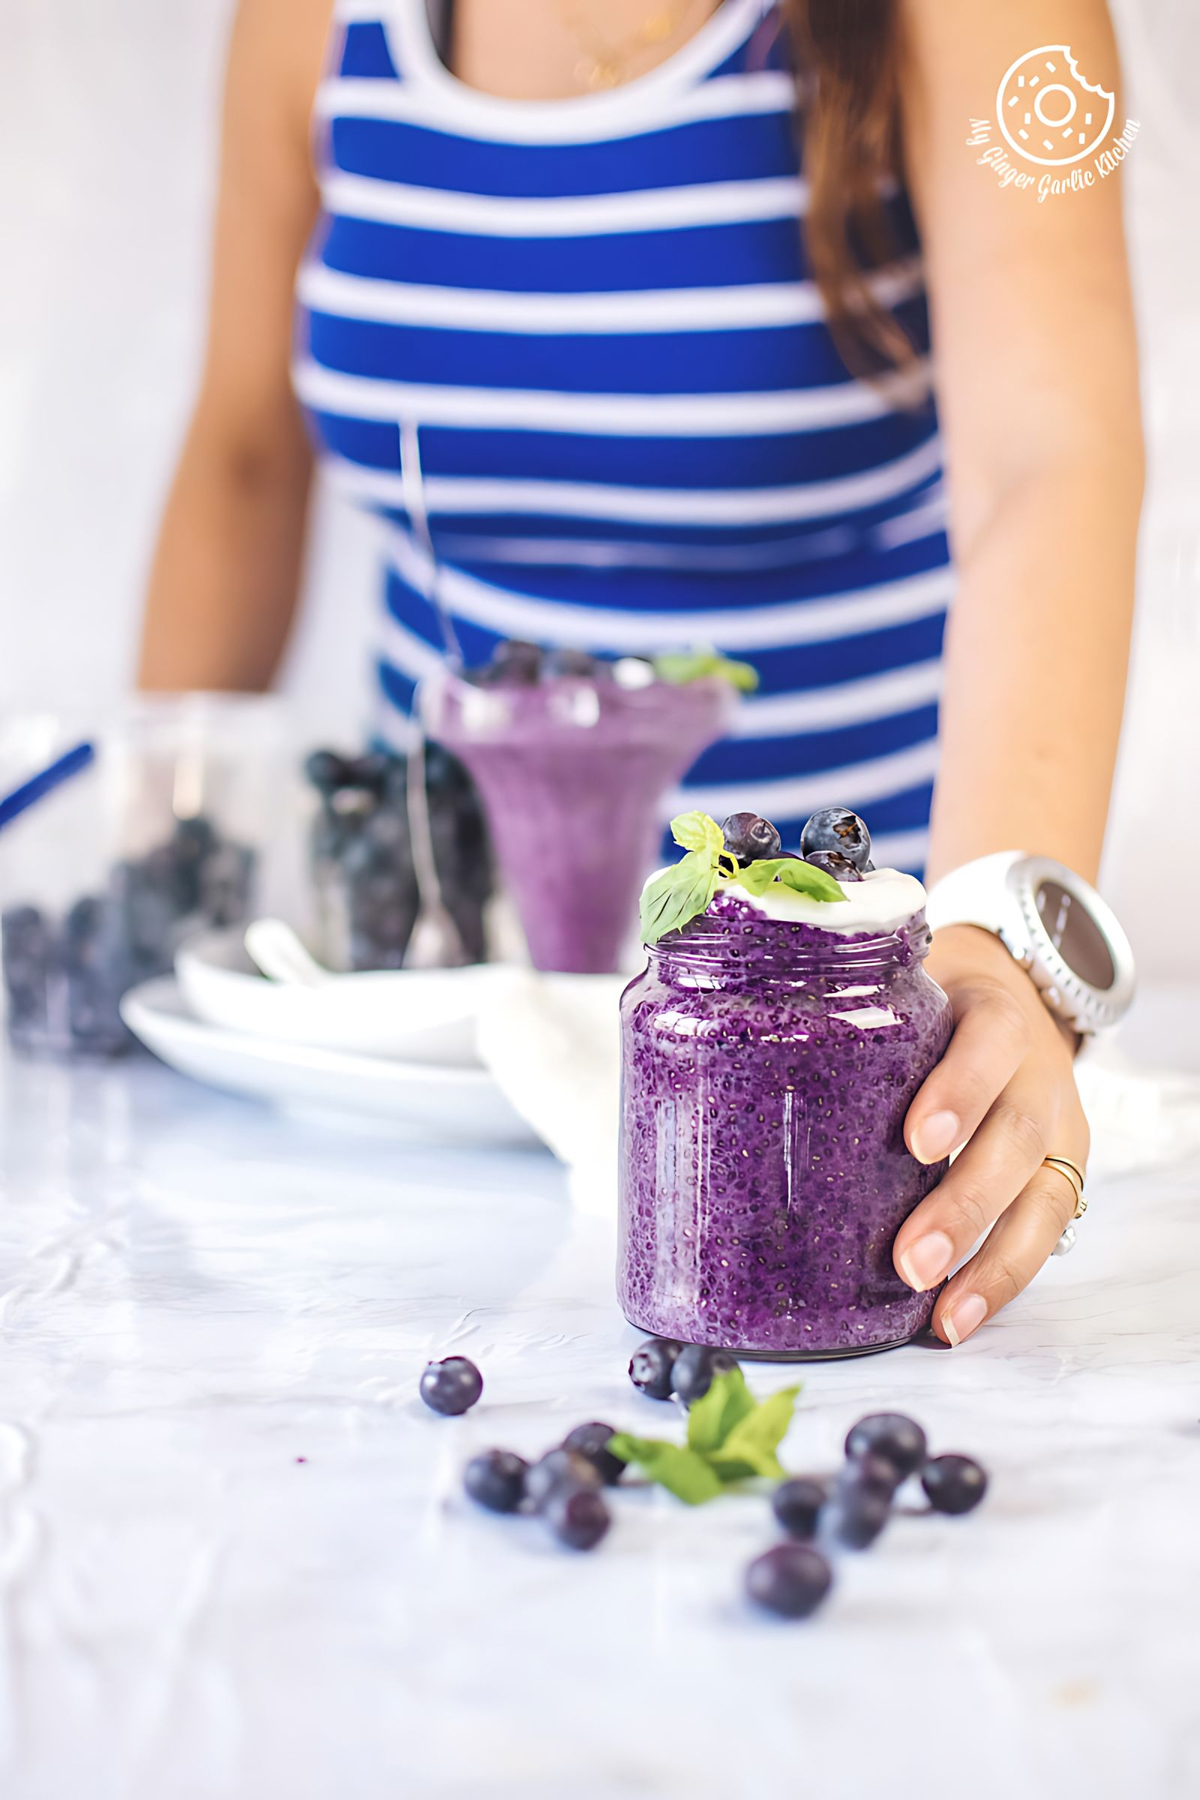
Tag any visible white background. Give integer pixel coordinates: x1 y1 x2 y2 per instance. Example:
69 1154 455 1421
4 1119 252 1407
1 1 1197 971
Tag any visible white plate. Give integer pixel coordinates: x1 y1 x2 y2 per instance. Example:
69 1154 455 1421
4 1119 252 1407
121 977 542 1148
176 933 497 1067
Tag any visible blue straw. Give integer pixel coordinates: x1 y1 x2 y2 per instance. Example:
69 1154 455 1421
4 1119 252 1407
0 741 96 834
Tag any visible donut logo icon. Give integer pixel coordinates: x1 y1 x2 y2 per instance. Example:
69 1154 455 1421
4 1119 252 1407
996 45 1115 167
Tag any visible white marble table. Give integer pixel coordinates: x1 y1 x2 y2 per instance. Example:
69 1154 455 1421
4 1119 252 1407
0 1017 1198 1800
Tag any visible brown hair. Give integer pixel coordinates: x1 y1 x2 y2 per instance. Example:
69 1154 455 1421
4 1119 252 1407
780 0 915 370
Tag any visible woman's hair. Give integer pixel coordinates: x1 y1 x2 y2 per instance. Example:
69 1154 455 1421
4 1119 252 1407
780 0 915 369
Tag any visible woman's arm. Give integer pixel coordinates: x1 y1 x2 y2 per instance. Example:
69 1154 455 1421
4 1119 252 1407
139 0 332 691
902 0 1142 884
891 0 1143 1342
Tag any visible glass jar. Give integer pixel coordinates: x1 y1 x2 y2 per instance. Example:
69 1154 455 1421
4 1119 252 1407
0 698 282 1057
617 889 953 1358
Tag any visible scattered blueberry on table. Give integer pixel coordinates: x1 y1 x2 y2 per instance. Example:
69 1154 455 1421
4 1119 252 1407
543 1483 611 1551
921 1454 988 1515
524 1448 603 1512
419 1356 483 1417
844 1413 928 1480
771 1478 826 1542
628 1337 681 1400
561 1421 625 1487
463 1449 528 1514
670 1344 739 1406
745 1544 833 1620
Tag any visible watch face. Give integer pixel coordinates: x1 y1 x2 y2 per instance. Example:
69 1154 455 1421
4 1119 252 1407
1035 879 1115 990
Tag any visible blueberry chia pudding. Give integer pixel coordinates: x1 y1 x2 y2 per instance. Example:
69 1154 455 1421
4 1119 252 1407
421 643 746 974
617 806 952 1358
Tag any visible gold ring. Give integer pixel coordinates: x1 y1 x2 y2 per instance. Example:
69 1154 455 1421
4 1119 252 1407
1043 1155 1087 1220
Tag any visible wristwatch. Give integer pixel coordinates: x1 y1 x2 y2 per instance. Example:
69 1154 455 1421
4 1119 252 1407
925 852 1135 1036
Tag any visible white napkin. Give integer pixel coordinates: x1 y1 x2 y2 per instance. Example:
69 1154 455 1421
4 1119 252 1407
473 971 1200 1207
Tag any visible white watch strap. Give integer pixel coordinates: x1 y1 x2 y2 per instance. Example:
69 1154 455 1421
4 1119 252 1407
925 851 1026 942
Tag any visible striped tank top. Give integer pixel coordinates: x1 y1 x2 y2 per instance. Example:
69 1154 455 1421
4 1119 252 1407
294 0 952 873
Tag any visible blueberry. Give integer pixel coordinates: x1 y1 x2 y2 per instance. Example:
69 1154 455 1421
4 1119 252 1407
463 1449 528 1514
561 1422 624 1486
628 1337 681 1401
824 1484 891 1550
524 1448 603 1512
544 1483 611 1551
771 1477 826 1541
488 639 542 685
671 1344 739 1406
804 849 863 883
835 1451 901 1503
544 647 601 680
2 905 52 1036
800 806 872 871
745 1543 833 1620
844 1413 927 1480
720 812 782 864
304 749 353 793
200 843 256 929
419 1356 483 1417
922 1454 988 1516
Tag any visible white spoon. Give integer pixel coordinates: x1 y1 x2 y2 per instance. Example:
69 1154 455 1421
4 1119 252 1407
244 918 332 990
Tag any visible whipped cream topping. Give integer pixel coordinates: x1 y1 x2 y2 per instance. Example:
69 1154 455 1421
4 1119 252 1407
729 865 927 934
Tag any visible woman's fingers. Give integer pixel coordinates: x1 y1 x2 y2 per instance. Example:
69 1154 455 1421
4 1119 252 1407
894 1068 1055 1292
931 1157 1084 1346
904 978 1030 1167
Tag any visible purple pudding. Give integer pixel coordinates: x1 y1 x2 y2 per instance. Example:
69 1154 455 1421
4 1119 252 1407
617 815 952 1358
422 656 734 974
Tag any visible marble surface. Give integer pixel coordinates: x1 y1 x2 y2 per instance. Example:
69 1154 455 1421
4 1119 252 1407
1 1008 1199 1800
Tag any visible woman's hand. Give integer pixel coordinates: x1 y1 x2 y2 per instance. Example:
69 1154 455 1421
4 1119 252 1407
895 924 1089 1346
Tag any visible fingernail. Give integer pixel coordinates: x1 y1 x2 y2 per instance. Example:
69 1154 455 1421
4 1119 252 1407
898 1230 954 1292
942 1292 988 1347
912 1111 960 1165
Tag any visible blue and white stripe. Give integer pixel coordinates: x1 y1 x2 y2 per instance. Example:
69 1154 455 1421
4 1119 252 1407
295 0 952 869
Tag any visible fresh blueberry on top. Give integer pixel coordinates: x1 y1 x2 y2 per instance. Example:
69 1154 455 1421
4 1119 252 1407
544 647 601 679
524 1448 603 1512
544 1483 611 1551
628 1337 681 1400
921 1454 988 1515
844 1413 927 1480
771 1477 826 1541
671 1344 739 1406
562 1422 625 1486
824 1484 891 1550
803 849 864 883
490 639 543 684
720 812 782 864
419 1356 484 1417
745 1544 833 1620
800 806 872 871
463 1449 528 1514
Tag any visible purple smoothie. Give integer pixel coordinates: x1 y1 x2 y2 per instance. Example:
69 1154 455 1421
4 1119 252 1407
423 670 732 974
617 885 952 1357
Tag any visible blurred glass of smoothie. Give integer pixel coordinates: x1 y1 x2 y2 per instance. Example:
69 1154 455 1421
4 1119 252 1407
420 645 742 974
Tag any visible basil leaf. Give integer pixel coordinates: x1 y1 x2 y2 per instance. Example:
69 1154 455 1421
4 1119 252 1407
707 1449 786 1483
713 1384 802 1478
670 810 724 860
639 849 719 946
654 649 760 693
686 1367 756 1457
734 857 845 904
606 1435 726 1505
